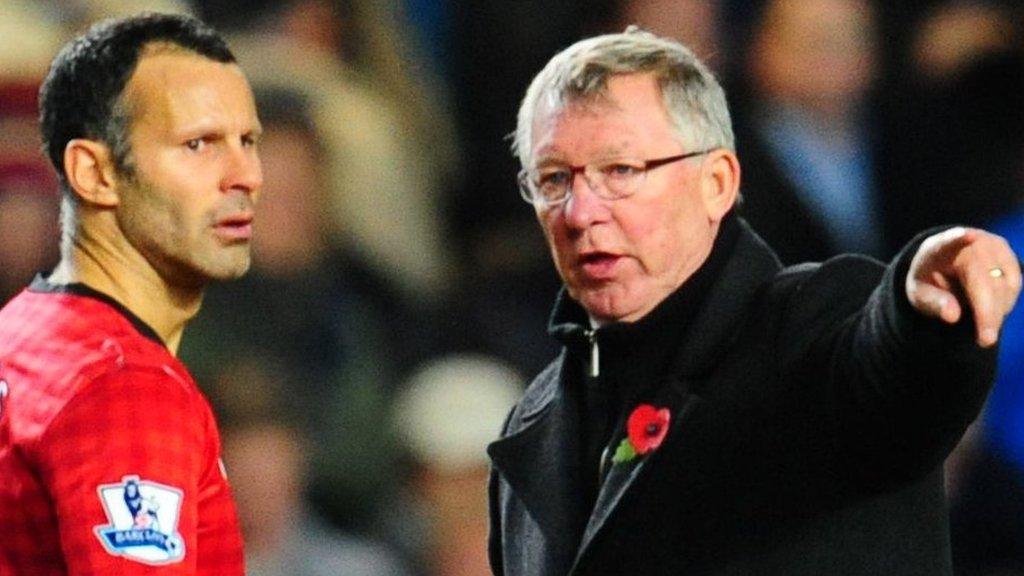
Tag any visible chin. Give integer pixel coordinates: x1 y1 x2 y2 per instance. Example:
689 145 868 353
578 293 627 323
209 259 252 282
579 287 655 324
188 253 252 284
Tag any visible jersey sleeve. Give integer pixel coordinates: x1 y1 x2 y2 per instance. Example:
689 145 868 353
33 365 207 575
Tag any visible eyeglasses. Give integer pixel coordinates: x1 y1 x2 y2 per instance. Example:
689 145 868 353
517 149 713 208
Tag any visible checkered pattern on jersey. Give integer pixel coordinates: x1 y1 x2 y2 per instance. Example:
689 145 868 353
0 288 243 575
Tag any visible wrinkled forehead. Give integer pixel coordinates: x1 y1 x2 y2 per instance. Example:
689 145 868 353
122 43 249 113
123 49 255 125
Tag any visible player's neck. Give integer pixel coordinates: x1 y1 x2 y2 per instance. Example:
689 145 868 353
50 239 202 356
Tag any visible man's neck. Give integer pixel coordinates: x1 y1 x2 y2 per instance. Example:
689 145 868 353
49 247 202 356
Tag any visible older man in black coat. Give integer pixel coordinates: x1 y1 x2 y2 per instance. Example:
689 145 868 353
487 29 1022 576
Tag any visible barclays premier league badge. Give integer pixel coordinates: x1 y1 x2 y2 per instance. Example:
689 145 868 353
94 475 185 564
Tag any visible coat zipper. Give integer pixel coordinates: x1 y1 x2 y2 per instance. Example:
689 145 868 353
584 328 599 377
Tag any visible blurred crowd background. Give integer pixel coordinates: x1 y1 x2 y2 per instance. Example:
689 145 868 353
1 0 1022 574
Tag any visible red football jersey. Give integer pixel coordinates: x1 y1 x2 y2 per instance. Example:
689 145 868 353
0 277 244 575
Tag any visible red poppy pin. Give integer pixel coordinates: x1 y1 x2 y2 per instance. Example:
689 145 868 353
612 404 671 464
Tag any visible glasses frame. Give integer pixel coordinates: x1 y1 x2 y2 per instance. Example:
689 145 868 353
517 149 714 208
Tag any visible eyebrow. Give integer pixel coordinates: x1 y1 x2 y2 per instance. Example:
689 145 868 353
173 119 262 140
534 147 633 168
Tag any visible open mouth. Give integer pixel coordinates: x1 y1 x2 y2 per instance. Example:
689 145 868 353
579 252 621 278
581 252 615 264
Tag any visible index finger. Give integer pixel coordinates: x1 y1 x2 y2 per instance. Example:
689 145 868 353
956 238 1021 346
960 260 1003 347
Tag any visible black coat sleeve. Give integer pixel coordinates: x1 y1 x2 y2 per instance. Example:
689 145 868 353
776 229 998 484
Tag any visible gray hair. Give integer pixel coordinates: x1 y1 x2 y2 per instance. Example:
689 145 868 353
513 28 734 168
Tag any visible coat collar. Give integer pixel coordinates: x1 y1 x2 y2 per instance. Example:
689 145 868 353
546 214 780 381
667 220 782 378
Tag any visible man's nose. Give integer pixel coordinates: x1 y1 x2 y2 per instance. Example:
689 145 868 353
562 169 609 229
222 144 262 197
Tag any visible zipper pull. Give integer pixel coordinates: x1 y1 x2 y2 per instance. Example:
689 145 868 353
585 329 599 377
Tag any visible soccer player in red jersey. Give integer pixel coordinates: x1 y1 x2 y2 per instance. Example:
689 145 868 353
0 13 261 575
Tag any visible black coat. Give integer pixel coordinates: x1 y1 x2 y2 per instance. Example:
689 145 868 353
488 220 996 576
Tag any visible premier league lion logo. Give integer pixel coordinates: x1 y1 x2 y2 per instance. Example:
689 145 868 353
94 475 185 564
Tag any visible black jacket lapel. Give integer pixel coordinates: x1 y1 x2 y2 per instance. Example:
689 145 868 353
488 357 589 555
571 389 703 572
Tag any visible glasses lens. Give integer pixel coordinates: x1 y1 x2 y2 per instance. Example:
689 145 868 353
597 161 645 199
534 168 571 204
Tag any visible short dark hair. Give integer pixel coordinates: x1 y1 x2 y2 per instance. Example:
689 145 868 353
38 12 235 188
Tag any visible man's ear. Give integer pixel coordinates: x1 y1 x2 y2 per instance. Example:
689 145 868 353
699 149 740 222
63 139 122 207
